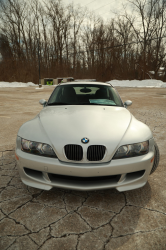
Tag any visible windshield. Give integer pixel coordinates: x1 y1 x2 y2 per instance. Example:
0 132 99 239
47 84 123 107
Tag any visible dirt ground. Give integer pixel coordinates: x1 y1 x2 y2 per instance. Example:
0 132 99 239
0 86 166 250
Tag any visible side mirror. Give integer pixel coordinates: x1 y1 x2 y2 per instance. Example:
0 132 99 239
39 99 47 107
124 100 132 108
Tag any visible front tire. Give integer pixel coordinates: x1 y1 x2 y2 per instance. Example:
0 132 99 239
150 141 160 175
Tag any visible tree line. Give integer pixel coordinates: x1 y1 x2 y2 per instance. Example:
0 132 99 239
0 0 166 83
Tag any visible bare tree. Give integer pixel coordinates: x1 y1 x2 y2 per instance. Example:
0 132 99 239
124 0 166 79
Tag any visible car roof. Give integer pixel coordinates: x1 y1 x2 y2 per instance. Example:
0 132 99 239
59 81 113 87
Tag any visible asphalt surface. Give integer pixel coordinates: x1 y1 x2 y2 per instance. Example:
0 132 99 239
0 86 166 250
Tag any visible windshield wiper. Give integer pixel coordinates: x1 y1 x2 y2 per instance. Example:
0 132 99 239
47 102 70 106
76 102 102 105
77 102 116 106
90 103 116 106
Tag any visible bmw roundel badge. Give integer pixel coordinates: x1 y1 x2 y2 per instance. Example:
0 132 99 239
81 138 89 144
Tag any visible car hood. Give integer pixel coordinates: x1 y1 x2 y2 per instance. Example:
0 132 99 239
39 105 131 162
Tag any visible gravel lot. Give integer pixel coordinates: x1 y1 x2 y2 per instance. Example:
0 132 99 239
0 86 166 250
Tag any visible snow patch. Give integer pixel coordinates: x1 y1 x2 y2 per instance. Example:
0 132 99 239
0 82 35 87
108 79 166 88
35 87 44 89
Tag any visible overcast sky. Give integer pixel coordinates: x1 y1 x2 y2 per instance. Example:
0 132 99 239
63 0 131 21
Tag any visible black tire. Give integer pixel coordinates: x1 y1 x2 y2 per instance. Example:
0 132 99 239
150 141 160 175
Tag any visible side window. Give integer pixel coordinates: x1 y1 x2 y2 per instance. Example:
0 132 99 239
111 88 123 106
108 89 114 101
106 88 110 99
57 87 64 101
49 87 62 103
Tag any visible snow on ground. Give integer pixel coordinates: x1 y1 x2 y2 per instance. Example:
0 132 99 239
0 79 166 88
0 82 35 87
108 79 166 88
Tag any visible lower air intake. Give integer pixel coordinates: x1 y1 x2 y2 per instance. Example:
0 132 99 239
64 144 83 161
87 145 106 161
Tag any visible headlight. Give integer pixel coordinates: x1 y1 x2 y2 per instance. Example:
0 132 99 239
21 139 57 158
113 141 149 159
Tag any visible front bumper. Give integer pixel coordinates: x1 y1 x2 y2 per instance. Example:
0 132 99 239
15 138 155 192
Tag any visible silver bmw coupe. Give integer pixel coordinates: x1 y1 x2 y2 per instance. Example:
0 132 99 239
15 82 160 192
